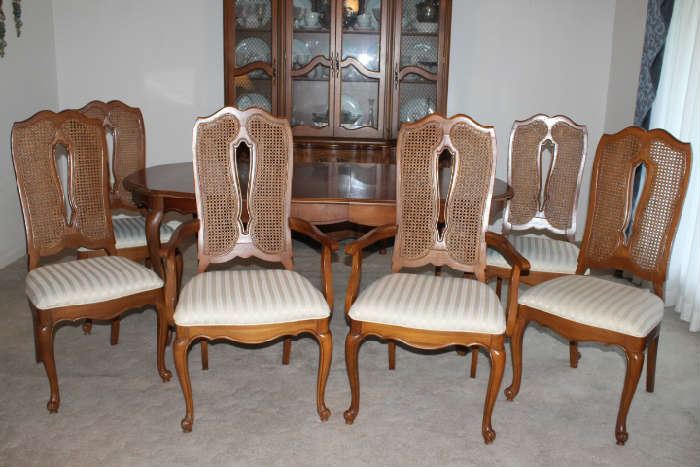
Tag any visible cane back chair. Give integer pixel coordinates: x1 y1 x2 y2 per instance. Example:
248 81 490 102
77 100 177 343
343 114 529 444
506 127 691 444
488 114 587 287
11 110 171 413
163 107 337 432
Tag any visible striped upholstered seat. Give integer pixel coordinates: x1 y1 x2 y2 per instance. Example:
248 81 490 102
174 269 330 326
519 275 664 338
349 273 505 334
112 217 176 249
26 256 163 310
487 235 579 274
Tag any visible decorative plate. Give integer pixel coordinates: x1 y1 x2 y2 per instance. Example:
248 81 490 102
236 93 272 112
235 37 272 67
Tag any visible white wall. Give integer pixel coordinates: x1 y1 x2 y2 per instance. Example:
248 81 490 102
0 2 58 267
52 0 223 166
447 0 645 237
605 0 647 133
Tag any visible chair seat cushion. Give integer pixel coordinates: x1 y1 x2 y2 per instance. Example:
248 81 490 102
348 273 505 334
519 275 664 337
488 235 579 274
112 216 176 249
26 256 163 310
174 269 330 326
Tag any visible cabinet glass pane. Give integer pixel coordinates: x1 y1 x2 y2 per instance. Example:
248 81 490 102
234 0 273 67
291 64 332 128
400 0 440 73
340 64 379 130
292 0 332 69
399 73 437 124
341 0 381 72
234 70 272 112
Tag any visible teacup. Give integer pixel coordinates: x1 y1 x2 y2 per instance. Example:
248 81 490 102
356 13 371 28
305 11 320 27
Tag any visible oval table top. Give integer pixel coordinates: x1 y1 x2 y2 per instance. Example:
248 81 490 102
124 161 512 204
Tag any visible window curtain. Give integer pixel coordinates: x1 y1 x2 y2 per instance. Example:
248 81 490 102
649 0 700 332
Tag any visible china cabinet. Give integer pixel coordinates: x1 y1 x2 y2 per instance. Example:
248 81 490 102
224 0 451 157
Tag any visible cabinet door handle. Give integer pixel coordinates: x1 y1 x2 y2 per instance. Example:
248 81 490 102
394 64 399 89
272 59 277 79
335 54 341 78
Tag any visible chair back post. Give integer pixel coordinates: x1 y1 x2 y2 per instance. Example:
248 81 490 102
577 126 692 298
11 110 117 270
191 107 294 274
393 114 497 280
80 100 146 212
503 114 587 241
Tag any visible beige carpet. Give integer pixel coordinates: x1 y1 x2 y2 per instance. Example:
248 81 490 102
0 240 698 467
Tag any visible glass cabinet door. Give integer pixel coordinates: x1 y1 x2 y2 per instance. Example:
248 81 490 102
334 0 387 138
287 0 336 137
391 0 447 137
225 0 279 113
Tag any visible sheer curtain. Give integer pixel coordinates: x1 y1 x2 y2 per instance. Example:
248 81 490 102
649 0 700 331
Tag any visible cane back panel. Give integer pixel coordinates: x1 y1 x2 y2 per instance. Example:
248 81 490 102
504 115 587 238
11 110 116 266
192 107 294 270
579 127 691 285
393 114 497 278
80 100 146 210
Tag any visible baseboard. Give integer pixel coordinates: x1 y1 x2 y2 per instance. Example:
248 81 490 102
0 245 25 269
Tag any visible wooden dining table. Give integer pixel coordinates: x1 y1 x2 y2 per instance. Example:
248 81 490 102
124 160 512 277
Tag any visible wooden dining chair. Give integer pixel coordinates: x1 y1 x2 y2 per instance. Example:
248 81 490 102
487 114 587 287
77 100 177 343
343 114 529 444
505 127 691 444
11 110 171 413
162 107 337 432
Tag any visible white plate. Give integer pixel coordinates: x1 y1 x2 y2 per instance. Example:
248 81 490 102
236 93 271 112
235 37 271 67
400 97 436 123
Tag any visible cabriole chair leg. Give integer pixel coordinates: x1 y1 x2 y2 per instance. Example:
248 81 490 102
646 335 659 393
615 350 644 445
344 329 363 424
315 328 333 421
505 316 527 400
482 346 505 444
174 335 194 432
37 323 60 413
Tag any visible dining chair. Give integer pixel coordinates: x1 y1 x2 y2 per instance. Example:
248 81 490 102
343 114 529 444
11 110 171 413
505 126 691 444
77 100 177 343
162 107 337 432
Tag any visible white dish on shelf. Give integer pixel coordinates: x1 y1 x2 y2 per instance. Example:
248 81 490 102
235 37 271 67
236 93 271 112
400 97 436 123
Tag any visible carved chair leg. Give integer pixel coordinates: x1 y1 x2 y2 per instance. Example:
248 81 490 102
31 308 41 363
495 277 503 300
569 341 581 368
470 346 478 378
110 317 121 346
282 337 292 365
344 328 364 425
173 334 194 432
156 303 172 382
315 329 333 421
37 323 60 413
82 319 93 335
646 335 659 393
200 341 209 370
505 316 527 400
387 341 396 370
482 346 505 444
616 350 644 445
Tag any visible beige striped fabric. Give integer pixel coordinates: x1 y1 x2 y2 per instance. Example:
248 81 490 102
174 269 330 326
26 256 163 310
111 217 176 249
487 235 579 274
519 275 664 337
349 273 505 334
